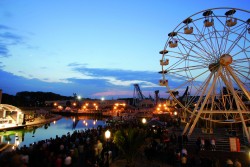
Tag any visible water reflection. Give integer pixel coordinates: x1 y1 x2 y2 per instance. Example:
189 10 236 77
0 116 105 148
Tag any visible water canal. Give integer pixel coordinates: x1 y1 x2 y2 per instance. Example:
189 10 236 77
0 116 105 148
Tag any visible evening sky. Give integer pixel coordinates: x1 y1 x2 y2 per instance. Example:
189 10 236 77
0 0 249 99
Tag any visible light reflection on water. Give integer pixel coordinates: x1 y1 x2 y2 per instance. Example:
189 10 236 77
0 117 105 148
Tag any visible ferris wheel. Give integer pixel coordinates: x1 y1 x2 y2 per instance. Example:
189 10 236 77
159 8 250 141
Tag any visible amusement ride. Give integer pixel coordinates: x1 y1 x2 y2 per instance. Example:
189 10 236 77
159 8 250 142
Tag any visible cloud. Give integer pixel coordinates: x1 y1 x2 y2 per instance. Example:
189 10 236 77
0 65 170 99
0 44 9 57
0 62 4 68
62 65 167 98
68 64 160 88
0 24 25 57
0 32 23 45
92 90 132 97
68 62 88 67
0 24 12 30
1 59 171 98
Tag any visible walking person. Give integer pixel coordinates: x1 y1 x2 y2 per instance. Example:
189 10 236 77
210 137 216 151
200 137 205 151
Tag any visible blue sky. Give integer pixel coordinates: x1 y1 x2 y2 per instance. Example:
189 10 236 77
0 0 249 99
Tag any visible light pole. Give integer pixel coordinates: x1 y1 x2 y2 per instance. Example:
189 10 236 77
105 129 111 167
105 129 111 150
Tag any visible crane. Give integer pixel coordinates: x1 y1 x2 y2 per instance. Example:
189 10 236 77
133 84 146 107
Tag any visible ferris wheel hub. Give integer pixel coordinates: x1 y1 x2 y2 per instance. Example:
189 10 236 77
208 63 219 72
220 54 233 66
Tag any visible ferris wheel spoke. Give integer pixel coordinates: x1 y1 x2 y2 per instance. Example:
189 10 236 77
177 39 215 65
165 52 208 71
193 35 216 60
222 30 230 55
167 65 208 79
231 64 249 73
178 39 212 62
228 66 249 86
210 17 226 56
228 21 249 34
191 21 215 59
232 57 250 63
234 69 249 79
165 57 186 71
232 45 250 59
203 27 219 57
166 72 190 81
214 14 233 54
226 28 248 54
177 33 212 61
176 36 193 57
166 51 205 63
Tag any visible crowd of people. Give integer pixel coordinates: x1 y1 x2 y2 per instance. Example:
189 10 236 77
0 126 118 167
0 116 245 167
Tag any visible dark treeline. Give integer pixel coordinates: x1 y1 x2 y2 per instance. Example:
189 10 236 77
2 91 73 107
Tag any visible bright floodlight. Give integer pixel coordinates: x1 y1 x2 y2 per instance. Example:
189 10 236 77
105 130 111 140
142 118 147 124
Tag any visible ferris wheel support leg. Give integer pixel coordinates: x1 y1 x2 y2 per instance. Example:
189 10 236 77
226 66 250 100
183 72 214 135
224 68 250 143
188 69 221 136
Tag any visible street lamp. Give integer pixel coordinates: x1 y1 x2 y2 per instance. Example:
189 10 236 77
105 129 111 167
105 129 111 141
142 118 147 124
53 102 58 107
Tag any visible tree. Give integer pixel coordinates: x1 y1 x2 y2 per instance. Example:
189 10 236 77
113 128 146 167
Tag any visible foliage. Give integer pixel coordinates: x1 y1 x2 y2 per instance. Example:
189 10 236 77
2 91 73 107
113 127 146 166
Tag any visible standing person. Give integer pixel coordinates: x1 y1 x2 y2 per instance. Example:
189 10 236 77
97 140 103 158
64 152 72 167
55 154 63 167
181 147 188 156
210 137 216 151
200 137 205 151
